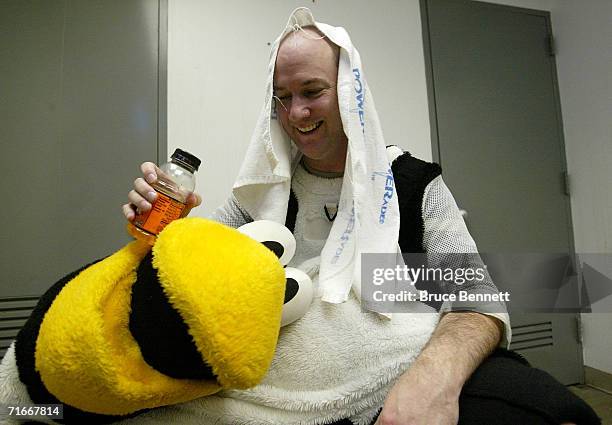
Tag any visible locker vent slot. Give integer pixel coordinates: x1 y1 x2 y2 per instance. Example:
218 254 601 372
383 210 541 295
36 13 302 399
0 296 39 357
510 321 554 351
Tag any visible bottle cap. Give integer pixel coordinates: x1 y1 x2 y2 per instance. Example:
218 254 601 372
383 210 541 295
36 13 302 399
171 149 201 172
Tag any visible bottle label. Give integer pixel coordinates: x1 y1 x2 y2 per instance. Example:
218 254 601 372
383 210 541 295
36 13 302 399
133 191 186 235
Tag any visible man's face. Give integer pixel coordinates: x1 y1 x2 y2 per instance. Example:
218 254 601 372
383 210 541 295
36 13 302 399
273 31 348 173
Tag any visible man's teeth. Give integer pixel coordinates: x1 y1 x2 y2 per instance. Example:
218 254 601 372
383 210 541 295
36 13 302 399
297 122 321 133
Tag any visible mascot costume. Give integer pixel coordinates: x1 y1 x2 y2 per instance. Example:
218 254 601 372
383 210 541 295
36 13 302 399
0 219 313 424
0 218 600 425
0 7 600 425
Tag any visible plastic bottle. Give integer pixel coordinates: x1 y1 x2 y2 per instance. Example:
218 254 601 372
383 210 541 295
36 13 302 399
127 148 201 245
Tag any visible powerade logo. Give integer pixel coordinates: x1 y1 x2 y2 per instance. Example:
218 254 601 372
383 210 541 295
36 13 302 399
332 204 356 264
353 68 365 133
372 169 394 224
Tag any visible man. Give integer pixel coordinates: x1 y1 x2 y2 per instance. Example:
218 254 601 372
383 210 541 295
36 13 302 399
123 10 589 425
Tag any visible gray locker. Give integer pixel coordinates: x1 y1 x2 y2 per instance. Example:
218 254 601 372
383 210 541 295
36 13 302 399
0 0 166 356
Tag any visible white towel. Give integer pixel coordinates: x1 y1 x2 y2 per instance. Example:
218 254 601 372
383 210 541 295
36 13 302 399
233 7 401 307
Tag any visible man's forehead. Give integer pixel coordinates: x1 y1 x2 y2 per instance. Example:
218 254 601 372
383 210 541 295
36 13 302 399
273 78 329 91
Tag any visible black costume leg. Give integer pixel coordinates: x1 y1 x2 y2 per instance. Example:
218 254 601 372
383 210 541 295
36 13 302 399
456 348 600 425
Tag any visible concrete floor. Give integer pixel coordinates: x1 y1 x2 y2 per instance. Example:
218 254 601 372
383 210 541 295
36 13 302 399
569 384 612 424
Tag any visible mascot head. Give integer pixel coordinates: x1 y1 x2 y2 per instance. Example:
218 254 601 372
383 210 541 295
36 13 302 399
16 218 312 422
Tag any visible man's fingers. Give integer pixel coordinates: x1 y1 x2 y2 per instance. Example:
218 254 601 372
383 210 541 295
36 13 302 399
187 192 202 208
140 162 159 184
128 189 151 213
133 177 157 203
122 204 136 221
141 161 174 183
178 192 202 218
123 162 160 223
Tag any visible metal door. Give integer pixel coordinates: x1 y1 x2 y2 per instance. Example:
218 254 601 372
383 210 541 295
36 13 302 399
422 0 583 383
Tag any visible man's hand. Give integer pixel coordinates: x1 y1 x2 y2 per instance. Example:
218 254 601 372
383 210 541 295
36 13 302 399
122 161 202 221
375 356 460 425
376 312 503 425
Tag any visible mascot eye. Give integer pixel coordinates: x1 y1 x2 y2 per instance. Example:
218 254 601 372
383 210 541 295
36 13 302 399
284 278 299 303
237 220 313 326
281 267 313 327
237 220 296 266
262 241 284 259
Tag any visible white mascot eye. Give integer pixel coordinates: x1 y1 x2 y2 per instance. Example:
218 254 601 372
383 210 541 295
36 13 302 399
237 220 295 266
281 267 313 326
237 220 313 326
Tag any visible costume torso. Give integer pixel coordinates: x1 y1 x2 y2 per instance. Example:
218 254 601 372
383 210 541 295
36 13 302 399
187 152 508 425
178 155 444 425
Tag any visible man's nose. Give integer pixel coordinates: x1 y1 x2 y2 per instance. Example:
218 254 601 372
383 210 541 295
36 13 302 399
288 98 311 122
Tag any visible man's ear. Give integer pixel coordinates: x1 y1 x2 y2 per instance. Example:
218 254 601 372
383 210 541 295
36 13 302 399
237 220 296 266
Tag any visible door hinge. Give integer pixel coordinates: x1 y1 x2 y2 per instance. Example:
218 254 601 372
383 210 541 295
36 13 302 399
575 314 583 345
562 171 571 196
546 34 556 57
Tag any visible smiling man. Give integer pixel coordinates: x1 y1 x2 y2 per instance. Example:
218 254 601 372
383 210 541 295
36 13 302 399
121 10 596 425
272 29 346 174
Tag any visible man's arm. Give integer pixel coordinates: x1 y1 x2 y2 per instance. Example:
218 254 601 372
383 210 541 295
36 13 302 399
419 175 512 346
376 311 502 425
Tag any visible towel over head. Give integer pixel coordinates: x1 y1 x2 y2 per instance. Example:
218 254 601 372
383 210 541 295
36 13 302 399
233 7 402 307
